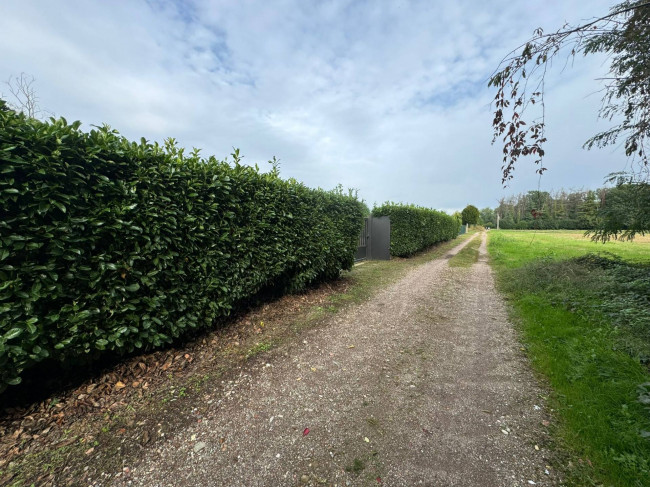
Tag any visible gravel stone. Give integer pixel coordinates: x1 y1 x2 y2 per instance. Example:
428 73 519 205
193 442 207 453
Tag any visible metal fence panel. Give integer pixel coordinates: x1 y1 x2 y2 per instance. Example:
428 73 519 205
369 216 390 260
355 216 390 261
354 218 369 261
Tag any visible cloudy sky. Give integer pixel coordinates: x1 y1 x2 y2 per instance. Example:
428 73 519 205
1 0 622 211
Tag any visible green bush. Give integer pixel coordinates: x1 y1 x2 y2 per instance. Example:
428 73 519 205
372 203 459 257
461 204 479 225
0 102 364 393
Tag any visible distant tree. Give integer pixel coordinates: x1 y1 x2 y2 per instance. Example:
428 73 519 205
461 205 480 225
590 178 650 241
525 190 552 221
479 207 496 227
577 190 599 228
2 73 51 119
493 189 613 229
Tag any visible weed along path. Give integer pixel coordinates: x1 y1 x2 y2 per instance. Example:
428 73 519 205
120 233 555 487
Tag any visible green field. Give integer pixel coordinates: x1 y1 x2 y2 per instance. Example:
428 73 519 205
489 230 650 487
489 230 650 268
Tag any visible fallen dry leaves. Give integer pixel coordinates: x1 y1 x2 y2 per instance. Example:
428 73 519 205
0 277 351 485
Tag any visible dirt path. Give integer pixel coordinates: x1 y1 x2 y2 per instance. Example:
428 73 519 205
117 233 557 486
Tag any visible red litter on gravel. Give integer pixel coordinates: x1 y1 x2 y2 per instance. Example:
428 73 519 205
303 428 310 436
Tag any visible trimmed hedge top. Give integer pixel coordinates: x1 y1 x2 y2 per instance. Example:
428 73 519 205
372 203 459 257
0 102 364 393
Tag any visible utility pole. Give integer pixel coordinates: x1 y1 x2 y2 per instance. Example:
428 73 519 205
496 213 500 230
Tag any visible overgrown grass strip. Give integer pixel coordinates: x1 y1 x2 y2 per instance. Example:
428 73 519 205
489 230 650 486
448 235 481 267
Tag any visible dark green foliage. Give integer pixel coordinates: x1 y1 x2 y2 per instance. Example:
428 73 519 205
0 102 364 393
496 188 607 230
461 205 479 225
590 181 650 242
479 207 496 227
508 254 650 362
498 218 585 230
372 203 459 257
495 183 650 237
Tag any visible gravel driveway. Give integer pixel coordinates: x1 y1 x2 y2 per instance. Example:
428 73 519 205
117 233 557 486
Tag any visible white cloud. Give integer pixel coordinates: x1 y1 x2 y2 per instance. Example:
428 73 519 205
0 0 621 211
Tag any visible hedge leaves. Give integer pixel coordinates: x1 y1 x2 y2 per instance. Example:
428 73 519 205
372 203 459 257
0 102 363 393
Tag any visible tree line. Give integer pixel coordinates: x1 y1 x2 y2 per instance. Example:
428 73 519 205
479 183 649 239
480 188 611 230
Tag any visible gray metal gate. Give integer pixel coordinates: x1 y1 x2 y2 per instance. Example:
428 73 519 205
355 216 391 261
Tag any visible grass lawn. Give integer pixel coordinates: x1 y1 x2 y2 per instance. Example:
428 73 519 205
489 230 650 267
489 230 650 487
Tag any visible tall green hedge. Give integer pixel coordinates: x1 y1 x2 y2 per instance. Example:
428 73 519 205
372 203 459 257
0 102 364 393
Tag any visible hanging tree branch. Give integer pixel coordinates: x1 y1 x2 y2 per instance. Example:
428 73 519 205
489 0 650 184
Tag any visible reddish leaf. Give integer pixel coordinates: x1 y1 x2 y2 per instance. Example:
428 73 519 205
303 428 310 436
